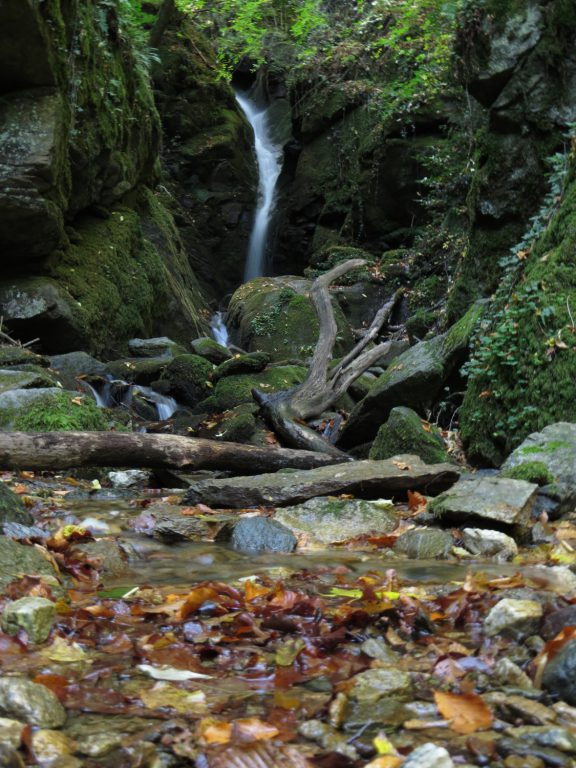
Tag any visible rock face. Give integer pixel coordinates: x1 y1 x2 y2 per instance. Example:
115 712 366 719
430 476 538 535
184 455 459 508
0 1 208 355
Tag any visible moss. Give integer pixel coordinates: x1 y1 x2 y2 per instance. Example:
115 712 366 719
214 405 256 444
12 392 110 432
213 366 307 411
214 352 271 380
162 354 214 407
500 462 556 486
460 160 576 465
406 309 436 343
369 406 449 464
0 346 50 369
304 245 375 285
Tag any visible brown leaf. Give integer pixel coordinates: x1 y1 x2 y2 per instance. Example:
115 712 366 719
434 690 493 734
407 490 427 511
231 717 279 744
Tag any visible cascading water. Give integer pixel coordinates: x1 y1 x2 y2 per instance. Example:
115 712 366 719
210 311 229 347
235 91 284 282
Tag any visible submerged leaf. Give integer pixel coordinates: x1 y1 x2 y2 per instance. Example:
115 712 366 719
434 690 493 734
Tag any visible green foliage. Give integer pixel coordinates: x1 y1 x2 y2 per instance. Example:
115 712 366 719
13 393 110 432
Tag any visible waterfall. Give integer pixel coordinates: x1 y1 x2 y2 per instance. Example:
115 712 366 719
210 311 229 347
236 91 284 282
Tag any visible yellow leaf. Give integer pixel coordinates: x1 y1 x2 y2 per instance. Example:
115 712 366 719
434 690 493 734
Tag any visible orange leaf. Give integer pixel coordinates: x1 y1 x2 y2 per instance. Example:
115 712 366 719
434 690 493 734
393 460 411 471
244 581 272 602
407 490 427 511
231 717 279 744
178 587 220 620
11 483 28 495
198 718 232 745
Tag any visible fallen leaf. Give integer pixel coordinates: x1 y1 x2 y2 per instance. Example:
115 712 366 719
231 717 279 744
407 490 427 511
137 664 213 681
140 682 206 714
434 690 493 734
392 460 411 471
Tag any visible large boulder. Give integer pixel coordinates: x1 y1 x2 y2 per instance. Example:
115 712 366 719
226 276 354 362
369 407 449 465
340 303 482 448
502 423 576 485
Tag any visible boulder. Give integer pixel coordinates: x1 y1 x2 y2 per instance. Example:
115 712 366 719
225 517 297 554
213 352 271 380
429 476 538 535
0 369 58 395
340 303 483 447
161 354 214 407
394 528 453 559
128 337 185 358
369 407 449 464
542 640 576 705
190 337 232 364
274 497 398 547
49 352 107 388
208 365 307 412
184 455 460 508
0 484 33 526
502 423 576 485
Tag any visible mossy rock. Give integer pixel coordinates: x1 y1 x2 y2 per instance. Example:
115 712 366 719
214 405 257 444
0 483 33 525
304 245 375 285
213 352 271 381
12 391 110 432
190 337 232 364
369 407 449 465
0 346 50 369
212 365 307 411
406 309 437 343
106 358 169 386
500 461 556 486
0 368 59 394
161 354 214 408
227 277 354 362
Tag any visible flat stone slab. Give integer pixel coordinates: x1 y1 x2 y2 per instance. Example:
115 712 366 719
183 455 459 509
430 476 537 533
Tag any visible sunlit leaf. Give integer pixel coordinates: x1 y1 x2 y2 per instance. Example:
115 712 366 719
138 663 213 681
434 690 493 734
140 682 207 714
231 717 280 744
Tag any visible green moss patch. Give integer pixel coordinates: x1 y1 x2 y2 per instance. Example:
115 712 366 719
500 462 555 486
12 392 110 432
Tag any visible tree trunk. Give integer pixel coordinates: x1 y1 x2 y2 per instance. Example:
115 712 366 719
0 432 347 473
149 0 177 48
253 260 403 454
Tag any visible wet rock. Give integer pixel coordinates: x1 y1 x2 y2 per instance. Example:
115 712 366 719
402 743 454 768
350 668 412 702
0 717 24 750
190 337 232 364
32 729 76 762
226 517 297 554
0 483 33 526
128 337 184 358
70 540 131 579
274 497 398 547
394 528 453 559
429 476 537 534
505 725 576 754
1 596 55 644
213 351 271 380
462 528 518 561
360 637 400 663
542 605 576 641
0 678 66 727
184 455 460 508
0 368 58 395
64 715 159 758
148 508 213 543
369 406 449 465
342 697 408 732
298 719 358 760
497 737 570 767
542 640 576 705
105 358 168 386
107 470 151 489
484 598 543 639
0 744 24 768
524 565 576 596
494 658 533 690
339 303 482 447
161 354 214 407
490 693 556 726
49 352 107 389
0 537 62 594
504 756 545 768
206 405 256 444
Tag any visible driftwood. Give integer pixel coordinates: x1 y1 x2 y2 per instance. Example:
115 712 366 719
0 432 347 473
253 259 403 454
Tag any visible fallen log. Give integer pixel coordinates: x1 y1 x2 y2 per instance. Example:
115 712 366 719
184 454 460 508
0 432 348 473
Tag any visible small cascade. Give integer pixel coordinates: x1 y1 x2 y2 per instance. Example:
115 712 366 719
84 377 177 421
236 91 284 281
210 311 230 347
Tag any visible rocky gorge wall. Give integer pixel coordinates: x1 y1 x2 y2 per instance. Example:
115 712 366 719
0 0 209 356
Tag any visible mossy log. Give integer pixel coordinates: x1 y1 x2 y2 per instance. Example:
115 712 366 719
253 259 403 455
0 433 346 473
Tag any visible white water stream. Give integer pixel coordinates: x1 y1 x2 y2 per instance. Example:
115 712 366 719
210 311 230 347
235 92 284 281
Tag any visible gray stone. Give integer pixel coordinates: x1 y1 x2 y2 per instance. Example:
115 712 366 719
107 470 151 489
0 717 24 750
184 455 459 509
462 528 518 562
70 540 131 579
340 303 482 447
359 638 399 663
503 423 576 486
484 598 543 638
542 640 576 706
0 678 66 727
403 743 454 768
191 337 232 364
1 596 55 643
0 536 62 594
350 668 412 702
0 368 57 394
0 483 32 526
394 528 453 559
504 725 576 754
342 697 408 732
430 476 537 533
49 352 107 387
274 497 398 547
147 508 212 543
542 605 576 641
228 517 297 554
128 337 183 358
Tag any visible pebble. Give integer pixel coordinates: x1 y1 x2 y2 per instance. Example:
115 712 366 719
298 720 358 760
0 717 24 750
1 596 55 644
350 667 412 702
0 678 66 728
107 470 151 489
32 729 76 761
494 657 533 690
402 742 454 767
484 598 543 638
462 527 518 561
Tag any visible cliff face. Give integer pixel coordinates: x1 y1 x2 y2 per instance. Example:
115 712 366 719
0 0 207 356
